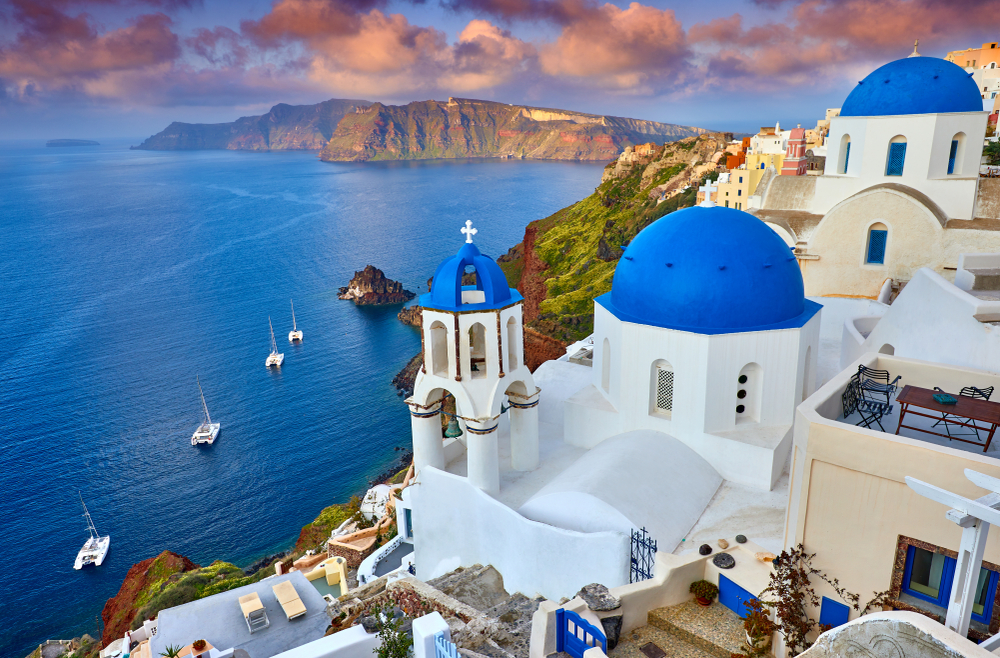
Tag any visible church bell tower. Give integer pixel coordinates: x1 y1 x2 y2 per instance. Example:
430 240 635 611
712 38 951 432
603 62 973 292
406 221 539 495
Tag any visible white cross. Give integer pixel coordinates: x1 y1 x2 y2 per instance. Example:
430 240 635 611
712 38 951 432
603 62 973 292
698 181 718 208
461 219 478 244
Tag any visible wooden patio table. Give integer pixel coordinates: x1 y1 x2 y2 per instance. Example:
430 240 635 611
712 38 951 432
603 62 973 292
895 385 1000 452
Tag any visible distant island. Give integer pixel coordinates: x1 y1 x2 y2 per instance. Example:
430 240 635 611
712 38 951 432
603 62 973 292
134 97 706 162
47 139 100 147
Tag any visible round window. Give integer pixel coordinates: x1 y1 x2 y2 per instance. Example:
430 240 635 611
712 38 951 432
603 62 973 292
737 389 747 399
736 404 745 414
738 375 748 384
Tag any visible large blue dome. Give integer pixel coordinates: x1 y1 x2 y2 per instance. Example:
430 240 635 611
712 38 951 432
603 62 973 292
841 56 983 117
421 240 519 312
596 206 820 334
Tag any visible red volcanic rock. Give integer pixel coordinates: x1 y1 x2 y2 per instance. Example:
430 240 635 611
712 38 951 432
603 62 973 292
339 265 416 306
101 551 199 646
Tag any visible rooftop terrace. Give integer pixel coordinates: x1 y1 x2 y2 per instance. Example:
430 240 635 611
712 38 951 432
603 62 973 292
150 571 330 658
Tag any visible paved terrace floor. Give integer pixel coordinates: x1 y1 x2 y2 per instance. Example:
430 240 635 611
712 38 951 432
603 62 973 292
374 542 413 577
840 396 1000 458
150 571 330 658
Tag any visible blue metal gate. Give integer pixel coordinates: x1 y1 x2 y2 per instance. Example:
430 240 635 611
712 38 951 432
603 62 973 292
434 631 458 658
718 574 757 618
556 609 606 658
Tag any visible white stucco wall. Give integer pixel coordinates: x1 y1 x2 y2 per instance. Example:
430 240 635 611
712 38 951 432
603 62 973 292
517 430 722 551
570 304 819 489
848 267 1000 373
819 112 987 219
410 467 630 600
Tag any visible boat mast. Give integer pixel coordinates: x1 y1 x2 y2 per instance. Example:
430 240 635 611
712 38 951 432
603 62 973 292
269 316 278 354
198 375 212 426
80 492 98 539
291 300 297 331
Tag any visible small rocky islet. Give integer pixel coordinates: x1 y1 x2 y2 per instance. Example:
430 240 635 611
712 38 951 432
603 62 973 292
338 265 415 305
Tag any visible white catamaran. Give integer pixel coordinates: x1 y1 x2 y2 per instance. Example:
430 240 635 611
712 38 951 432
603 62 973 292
191 376 220 445
266 316 284 367
74 494 110 570
288 299 303 343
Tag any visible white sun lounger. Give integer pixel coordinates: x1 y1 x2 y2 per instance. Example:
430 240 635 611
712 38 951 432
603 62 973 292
239 592 270 633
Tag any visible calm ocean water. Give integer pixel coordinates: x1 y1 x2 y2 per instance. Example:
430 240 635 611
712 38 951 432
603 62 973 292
0 141 603 657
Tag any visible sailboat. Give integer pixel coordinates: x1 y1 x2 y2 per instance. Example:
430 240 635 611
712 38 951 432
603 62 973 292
288 299 303 343
191 376 220 445
266 316 284 367
74 493 110 570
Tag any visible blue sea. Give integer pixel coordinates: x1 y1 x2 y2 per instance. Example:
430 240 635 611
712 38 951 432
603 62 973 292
0 141 604 657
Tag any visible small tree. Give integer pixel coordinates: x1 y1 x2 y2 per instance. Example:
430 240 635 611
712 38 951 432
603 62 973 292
754 544 891 657
985 140 1000 165
370 603 412 658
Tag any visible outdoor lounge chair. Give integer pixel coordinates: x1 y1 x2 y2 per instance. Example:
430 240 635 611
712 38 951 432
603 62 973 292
272 580 308 620
238 592 270 634
933 386 995 442
843 378 892 431
854 365 902 404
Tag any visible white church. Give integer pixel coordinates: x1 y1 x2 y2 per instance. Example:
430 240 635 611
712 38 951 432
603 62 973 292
402 190 820 599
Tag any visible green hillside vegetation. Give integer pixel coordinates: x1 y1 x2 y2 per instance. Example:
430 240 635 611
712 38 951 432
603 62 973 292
499 133 727 341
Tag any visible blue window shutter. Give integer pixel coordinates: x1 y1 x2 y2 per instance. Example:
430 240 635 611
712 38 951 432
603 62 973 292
738 190 742 196
819 597 850 629
949 140 959 174
867 229 888 264
886 142 906 176
843 142 851 173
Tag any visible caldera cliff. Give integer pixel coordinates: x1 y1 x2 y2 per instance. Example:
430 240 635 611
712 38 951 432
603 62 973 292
320 97 705 162
134 99 371 151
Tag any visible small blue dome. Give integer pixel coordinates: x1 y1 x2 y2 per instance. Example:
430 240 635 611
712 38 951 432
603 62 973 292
841 56 983 117
597 205 820 334
421 241 519 312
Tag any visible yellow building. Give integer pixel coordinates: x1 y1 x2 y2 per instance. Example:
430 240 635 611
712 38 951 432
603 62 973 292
713 167 751 210
946 42 1000 70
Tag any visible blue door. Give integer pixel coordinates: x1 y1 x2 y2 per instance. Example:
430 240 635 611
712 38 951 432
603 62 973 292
718 574 757 618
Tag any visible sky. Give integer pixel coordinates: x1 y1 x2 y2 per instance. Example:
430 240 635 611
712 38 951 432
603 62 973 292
3 0 1000 140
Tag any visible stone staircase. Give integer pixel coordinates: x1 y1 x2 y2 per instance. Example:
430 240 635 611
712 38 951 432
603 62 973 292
647 601 748 658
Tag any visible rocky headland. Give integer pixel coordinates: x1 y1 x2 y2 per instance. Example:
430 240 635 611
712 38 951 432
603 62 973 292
320 97 704 162
339 265 415 305
495 132 731 342
133 99 371 151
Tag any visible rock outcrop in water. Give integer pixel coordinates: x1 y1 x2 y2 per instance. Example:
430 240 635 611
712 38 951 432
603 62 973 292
339 265 415 305
320 97 705 162
133 99 371 151
101 551 199 646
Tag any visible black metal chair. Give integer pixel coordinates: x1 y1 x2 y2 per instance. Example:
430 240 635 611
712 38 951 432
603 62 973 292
843 378 893 431
854 365 902 404
932 386 995 442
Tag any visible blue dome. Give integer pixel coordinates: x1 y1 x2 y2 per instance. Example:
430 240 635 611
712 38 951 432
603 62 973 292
421 241 519 312
597 205 820 334
841 56 983 117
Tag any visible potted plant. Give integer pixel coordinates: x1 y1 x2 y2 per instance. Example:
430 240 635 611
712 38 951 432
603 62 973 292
191 639 208 658
689 579 719 606
743 598 775 651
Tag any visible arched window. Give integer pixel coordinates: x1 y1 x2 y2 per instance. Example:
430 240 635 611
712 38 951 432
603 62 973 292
885 136 907 176
506 316 518 372
601 338 611 393
838 134 851 174
469 323 487 379
866 222 888 265
949 132 966 175
429 321 449 377
879 344 895 355
649 359 674 417
737 363 762 423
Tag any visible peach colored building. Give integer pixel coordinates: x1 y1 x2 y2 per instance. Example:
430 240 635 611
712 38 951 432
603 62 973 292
946 42 1000 70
